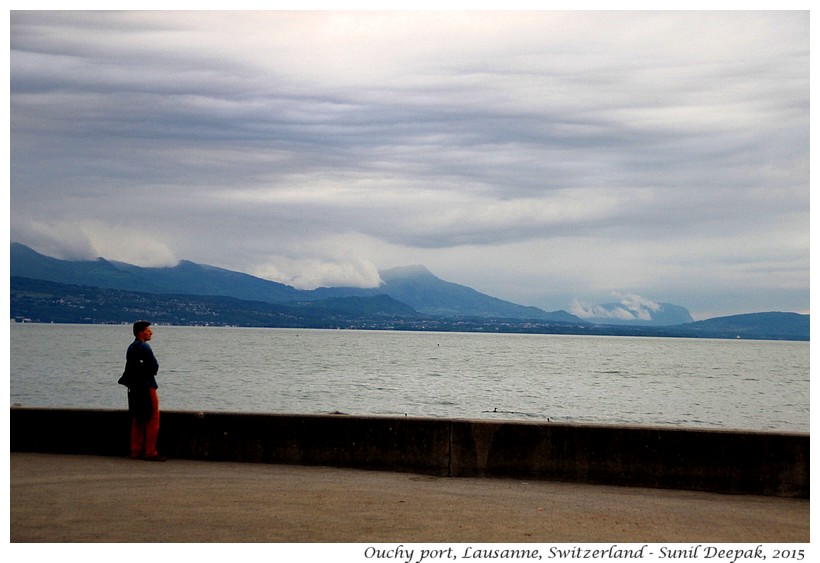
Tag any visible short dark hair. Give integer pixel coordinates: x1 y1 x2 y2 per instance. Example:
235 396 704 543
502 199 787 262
132 320 151 337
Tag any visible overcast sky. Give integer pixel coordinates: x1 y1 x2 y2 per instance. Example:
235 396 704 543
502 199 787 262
9 10 810 320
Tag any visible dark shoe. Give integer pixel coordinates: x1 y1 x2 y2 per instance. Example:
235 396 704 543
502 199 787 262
143 454 167 462
130 453 144 460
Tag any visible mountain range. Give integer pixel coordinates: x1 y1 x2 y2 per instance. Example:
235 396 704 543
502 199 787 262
9 242 575 321
9 243 809 340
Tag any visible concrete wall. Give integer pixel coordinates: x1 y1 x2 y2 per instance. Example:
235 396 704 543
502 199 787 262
10 407 809 498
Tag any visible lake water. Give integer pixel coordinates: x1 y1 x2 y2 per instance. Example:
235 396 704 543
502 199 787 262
9 323 810 433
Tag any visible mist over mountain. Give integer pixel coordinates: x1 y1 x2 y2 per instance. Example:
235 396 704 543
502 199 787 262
10 243 574 322
10 242 303 302
308 265 578 321
570 297 694 327
10 243 809 340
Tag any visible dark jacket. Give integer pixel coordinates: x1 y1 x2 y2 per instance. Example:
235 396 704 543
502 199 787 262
122 339 159 421
125 339 159 389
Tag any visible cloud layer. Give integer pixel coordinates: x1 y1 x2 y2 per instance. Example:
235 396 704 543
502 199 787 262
570 293 663 322
10 11 809 318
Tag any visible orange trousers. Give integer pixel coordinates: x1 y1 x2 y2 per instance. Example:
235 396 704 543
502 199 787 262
130 388 160 458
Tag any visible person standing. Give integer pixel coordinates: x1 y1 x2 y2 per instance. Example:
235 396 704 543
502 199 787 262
122 320 166 461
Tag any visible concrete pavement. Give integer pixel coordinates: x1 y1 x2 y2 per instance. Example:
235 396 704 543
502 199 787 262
9 452 809 543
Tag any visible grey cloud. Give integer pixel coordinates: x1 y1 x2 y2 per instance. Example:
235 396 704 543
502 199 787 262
9 10 809 318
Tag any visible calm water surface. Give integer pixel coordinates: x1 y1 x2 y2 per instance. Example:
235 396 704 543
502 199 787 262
9 323 810 432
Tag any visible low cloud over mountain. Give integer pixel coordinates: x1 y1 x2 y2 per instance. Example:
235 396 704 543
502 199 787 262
569 293 694 326
11 243 808 340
